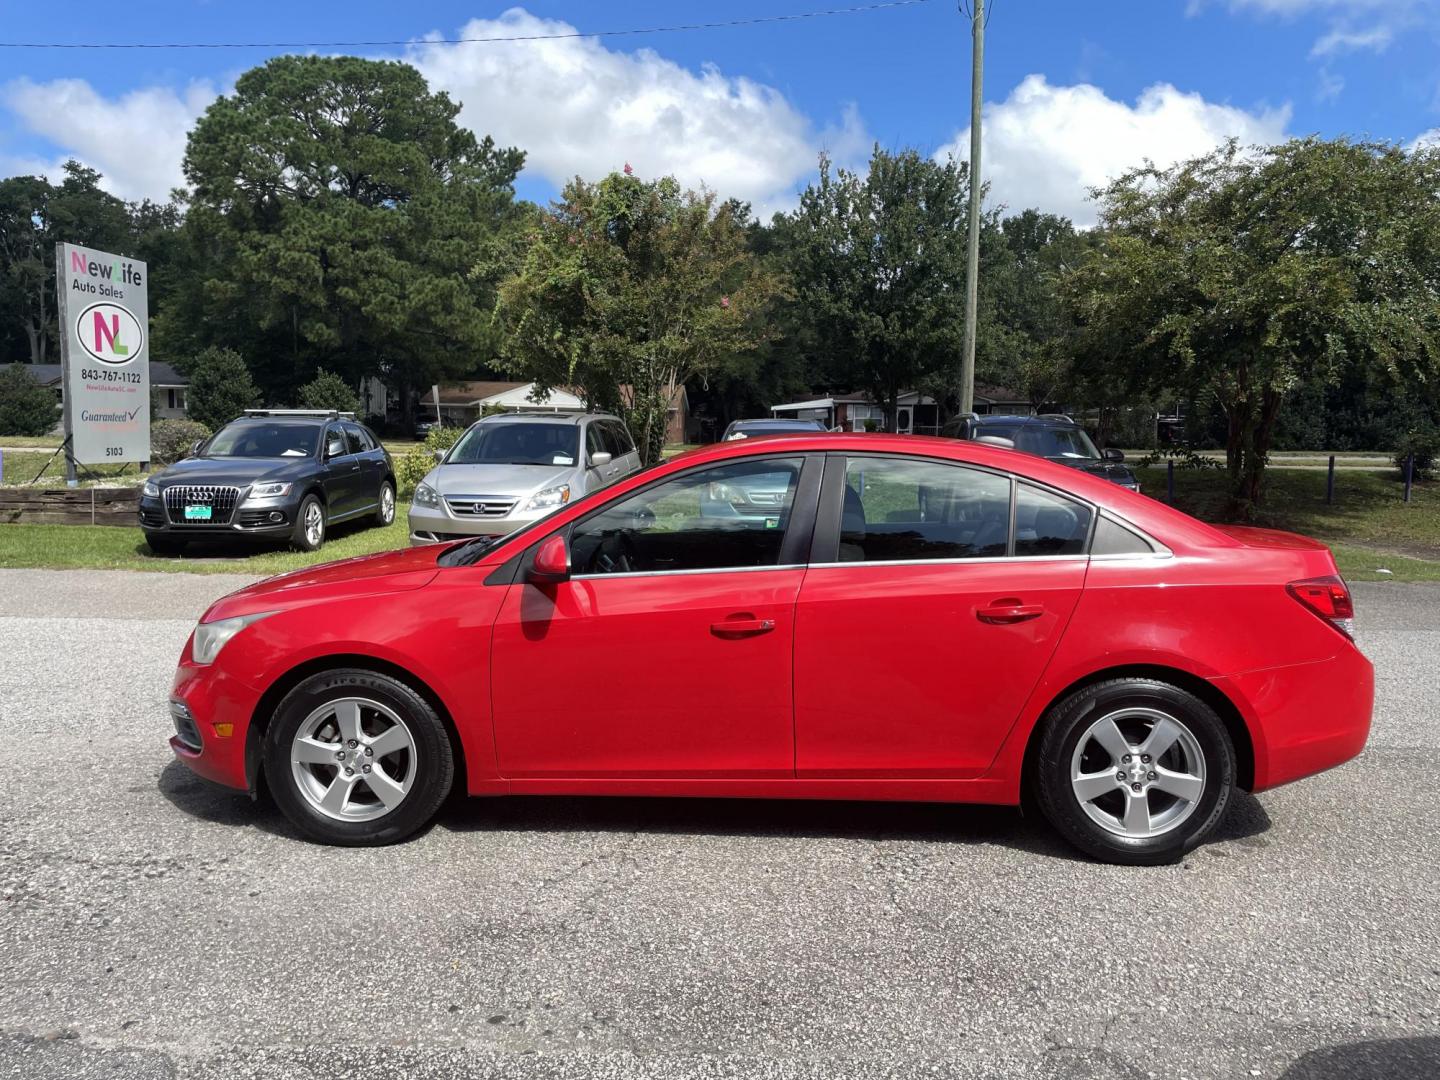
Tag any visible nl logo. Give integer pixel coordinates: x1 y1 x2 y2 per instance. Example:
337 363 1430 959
75 302 144 366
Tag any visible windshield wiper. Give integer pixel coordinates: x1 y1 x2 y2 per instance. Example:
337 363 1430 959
438 535 499 567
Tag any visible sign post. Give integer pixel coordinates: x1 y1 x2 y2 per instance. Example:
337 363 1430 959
55 243 151 484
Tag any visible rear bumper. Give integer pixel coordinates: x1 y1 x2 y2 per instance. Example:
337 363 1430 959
1215 643 1374 792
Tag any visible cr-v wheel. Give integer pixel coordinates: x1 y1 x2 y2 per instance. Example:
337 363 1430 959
264 670 454 845
1034 678 1235 865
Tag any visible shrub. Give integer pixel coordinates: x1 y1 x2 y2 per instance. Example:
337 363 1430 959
150 418 211 465
0 365 59 437
298 369 360 415
186 347 260 430
1393 426 1440 480
397 425 463 494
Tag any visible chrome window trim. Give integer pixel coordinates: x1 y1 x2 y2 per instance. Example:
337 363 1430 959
806 554 1091 570
571 562 807 581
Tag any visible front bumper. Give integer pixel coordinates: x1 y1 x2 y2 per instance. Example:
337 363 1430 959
169 647 260 792
407 501 556 546
139 492 299 538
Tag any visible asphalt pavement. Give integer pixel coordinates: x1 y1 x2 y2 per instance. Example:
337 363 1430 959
0 568 1437 1080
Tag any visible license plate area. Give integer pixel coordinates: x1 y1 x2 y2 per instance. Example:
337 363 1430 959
184 505 213 521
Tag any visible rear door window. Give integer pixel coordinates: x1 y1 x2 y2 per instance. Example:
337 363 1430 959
838 456 1011 562
1014 483 1093 556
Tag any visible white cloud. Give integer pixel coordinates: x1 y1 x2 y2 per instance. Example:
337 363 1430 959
408 8 863 214
1 78 216 201
937 75 1292 227
1408 127 1440 150
1310 25 1393 55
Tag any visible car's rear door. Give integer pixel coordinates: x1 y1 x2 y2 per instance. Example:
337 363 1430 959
344 423 384 511
604 420 643 479
793 453 1090 778
489 453 821 779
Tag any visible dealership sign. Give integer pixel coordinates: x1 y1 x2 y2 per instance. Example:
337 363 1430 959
55 243 150 464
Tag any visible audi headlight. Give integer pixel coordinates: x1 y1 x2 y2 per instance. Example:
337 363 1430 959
525 484 571 511
247 481 292 499
414 482 441 507
142 480 160 498
191 612 276 665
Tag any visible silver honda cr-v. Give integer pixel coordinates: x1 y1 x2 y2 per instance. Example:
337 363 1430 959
408 412 642 545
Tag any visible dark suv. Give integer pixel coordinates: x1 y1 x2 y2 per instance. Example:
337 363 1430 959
138 410 396 554
940 413 1141 492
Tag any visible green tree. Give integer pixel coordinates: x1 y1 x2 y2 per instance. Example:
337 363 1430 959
0 162 132 364
174 55 527 416
779 148 1001 430
1069 138 1440 515
0 364 59 436
298 369 360 414
186 347 260 430
495 173 786 463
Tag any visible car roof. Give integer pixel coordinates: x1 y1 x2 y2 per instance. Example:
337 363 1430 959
733 418 821 426
474 412 614 426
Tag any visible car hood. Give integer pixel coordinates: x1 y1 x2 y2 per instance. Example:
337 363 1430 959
153 456 316 487
1049 458 1137 485
426 463 576 498
203 545 443 621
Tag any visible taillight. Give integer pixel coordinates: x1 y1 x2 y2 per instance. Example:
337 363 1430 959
1287 575 1355 639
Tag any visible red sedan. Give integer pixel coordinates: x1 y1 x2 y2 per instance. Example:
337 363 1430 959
168 434 1372 865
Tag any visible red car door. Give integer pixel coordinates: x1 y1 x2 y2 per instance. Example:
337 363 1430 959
794 454 1089 778
490 454 820 779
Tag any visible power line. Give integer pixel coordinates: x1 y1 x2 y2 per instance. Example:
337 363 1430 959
0 0 933 50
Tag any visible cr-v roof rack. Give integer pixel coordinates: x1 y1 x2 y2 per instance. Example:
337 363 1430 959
242 409 356 420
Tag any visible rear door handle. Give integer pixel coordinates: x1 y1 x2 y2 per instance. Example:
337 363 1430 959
976 599 1044 625
710 617 775 638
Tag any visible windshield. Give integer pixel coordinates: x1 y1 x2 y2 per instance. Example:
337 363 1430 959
447 423 580 466
726 421 824 439
981 424 1099 459
205 422 318 458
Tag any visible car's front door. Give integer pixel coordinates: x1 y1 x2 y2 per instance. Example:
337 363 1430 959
793 454 1091 778
321 423 364 517
489 454 820 779
583 421 621 494
344 423 383 511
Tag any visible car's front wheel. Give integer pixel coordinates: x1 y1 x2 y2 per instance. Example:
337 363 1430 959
264 670 454 845
291 494 326 551
1033 678 1235 865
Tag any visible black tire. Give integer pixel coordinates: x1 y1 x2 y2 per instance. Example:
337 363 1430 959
144 534 186 556
264 669 454 846
1033 678 1235 866
291 493 326 551
375 479 396 526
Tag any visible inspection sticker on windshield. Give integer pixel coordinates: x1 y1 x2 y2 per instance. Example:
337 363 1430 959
184 505 212 521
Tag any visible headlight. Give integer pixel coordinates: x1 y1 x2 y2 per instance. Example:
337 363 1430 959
247 481 292 499
414 482 441 507
142 480 159 498
525 484 571 511
191 612 276 665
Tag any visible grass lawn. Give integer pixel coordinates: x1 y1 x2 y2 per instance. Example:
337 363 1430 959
0 435 64 449
1137 464 1440 580
0 449 144 487
0 516 409 576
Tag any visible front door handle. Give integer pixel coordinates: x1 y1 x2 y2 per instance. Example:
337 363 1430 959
711 617 775 638
976 599 1044 624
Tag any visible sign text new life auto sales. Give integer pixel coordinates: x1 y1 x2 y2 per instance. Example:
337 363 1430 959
56 243 151 465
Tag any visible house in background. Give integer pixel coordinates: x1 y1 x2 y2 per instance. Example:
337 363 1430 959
769 383 1032 434
1 361 191 421
425 380 692 444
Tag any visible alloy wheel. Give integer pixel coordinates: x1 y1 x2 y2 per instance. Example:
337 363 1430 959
304 501 324 546
380 485 395 524
290 697 416 821
1069 707 1207 839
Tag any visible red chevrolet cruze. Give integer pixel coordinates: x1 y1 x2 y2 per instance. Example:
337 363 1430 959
168 435 1372 865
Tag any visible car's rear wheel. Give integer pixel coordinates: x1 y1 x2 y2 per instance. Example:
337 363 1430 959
264 670 454 845
375 480 396 526
1033 678 1235 865
291 494 325 551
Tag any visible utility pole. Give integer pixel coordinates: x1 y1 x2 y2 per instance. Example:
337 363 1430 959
959 0 984 415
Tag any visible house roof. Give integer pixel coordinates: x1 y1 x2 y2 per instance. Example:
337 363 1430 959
3 361 188 387
435 380 529 405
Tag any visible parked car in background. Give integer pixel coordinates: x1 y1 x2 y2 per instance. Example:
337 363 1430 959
169 433 1371 865
941 413 1141 492
408 412 641 545
413 418 442 440
138 410 396 555
721 418 829 440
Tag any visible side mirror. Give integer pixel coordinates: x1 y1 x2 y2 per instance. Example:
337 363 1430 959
1102 448 1126 462
432 449 446 463
529 534 570 584
326 440 345 459
590 451 613 468
189 439 205 458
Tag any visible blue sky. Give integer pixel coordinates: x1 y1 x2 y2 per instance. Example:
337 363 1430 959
1 0 1436 224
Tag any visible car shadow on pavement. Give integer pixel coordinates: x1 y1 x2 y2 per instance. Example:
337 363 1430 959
1279 1036 1440 1079
156 759 292 839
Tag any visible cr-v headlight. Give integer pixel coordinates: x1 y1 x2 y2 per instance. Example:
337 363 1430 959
414 482 441 507
191 612 276 665
525 485 571 511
